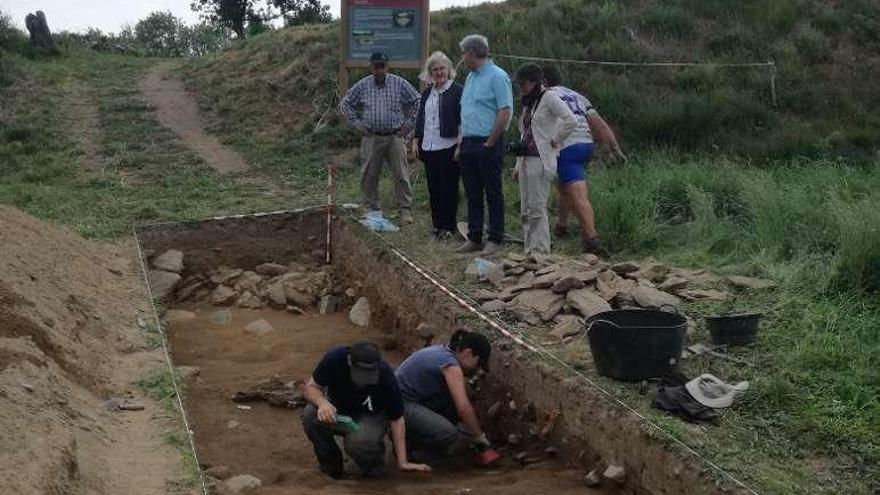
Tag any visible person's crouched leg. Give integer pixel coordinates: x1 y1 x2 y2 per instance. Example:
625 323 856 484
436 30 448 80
343 413 389 477
301 404 344 478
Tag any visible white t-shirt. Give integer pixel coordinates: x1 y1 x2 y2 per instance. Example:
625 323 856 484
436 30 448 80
421 80 458 152
548 85 597 147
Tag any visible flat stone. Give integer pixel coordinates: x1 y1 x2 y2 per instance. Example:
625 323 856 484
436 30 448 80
151 249 184 273
349 297 371 327
531 272 562 289
266 281 287 308
118 399 145 411
475 289 500 301
551 274 585 294
507 433 522 445
210 267 243 285
205 465 232 480
632 285 681 309
573 270 599 284
148 270 181 302
505 266 527 276
319 295 339 315
486 264 505 286
507 252 527 262
678 288 730 301
255 263 287 276
566 289 612 319
610 261 640 275
603 464 626 484
286 305 306 315
234 271 264 296
550 315 583 339
535 264 560 276
482 300 507 312
626 262 670 282
597 270 616 282
210 285 238 306
176 366 200 380
658 276 689 292
226 420 240 430
176 280 207 302
508 290 564 323
165 309 196 323
284 287 313 308
219 474 262 494
486 401 502 419
726 275 777 290
244 319 274 336
209 309 233 325
581 253 599 265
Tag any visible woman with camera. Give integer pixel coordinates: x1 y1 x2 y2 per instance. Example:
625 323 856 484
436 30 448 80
411 51 463 241
512 64 576 254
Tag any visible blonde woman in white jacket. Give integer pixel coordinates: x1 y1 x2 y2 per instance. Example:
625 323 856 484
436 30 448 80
512 63 577 254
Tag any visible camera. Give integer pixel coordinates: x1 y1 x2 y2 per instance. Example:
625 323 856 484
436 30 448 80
506 140 529 156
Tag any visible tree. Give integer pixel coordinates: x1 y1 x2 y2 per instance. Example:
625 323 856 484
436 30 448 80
269 0 331 26
191 0 249 39
135 11 185 56
180 23 230 57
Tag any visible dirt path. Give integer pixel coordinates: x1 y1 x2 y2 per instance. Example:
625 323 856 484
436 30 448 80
169 304 608 494
140 62 249 174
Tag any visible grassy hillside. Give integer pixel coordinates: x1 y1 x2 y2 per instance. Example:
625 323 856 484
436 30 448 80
183 0 880 159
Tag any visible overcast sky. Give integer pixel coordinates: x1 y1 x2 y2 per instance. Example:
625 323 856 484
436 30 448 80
1 0 503 33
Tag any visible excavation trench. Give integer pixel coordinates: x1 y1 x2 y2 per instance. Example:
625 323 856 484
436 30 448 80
137 210 730 495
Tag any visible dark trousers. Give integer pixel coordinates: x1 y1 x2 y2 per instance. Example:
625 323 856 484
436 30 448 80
460 137 505 244
403 402 460 457
421 146 460 233
301 403 389 475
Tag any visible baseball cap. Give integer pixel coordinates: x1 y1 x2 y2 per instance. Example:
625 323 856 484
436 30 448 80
369 52 390 64
348 341 382 387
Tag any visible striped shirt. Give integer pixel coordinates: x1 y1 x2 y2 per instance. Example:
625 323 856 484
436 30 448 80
340 74 421 134
548 85 597 146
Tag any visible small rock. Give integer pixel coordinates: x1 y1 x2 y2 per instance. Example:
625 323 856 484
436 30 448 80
507 252 527 262
165 309 197 324
219 474 262 494
176 366 200 380
285 287 314 309
349 297 371 327
610 261 639 275
148 270 182 302
532 271 562 289
319 295 339 315
416 322 434 340
514 451 529 462
677 288 729 301
507 433 522 445
210 286 238 306
508 400 517 411
255 263 287 276
152 249 184 273
227 420 240 430
544 446 558 457
286 305 306 315
626 262 670 282
211 268 243 285
726 275 777 290
244 319 274 336
535 264 560 276
345 287 357 298
236 291 264 309
205 466 232 480
508 290 564 323
209 309 233 325
603 464 626 484
20 382 34 392
505 266 527 276
551 274 585 293
573 270 599 284
581 253 599 265
486 264 505 286
118 400 145 411
550 315 583 339
481 299 506 312
583 469 602 487
475 289 500 301
486 401 502 420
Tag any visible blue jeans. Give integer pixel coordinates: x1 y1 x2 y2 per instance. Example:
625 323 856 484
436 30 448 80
460 137 505 244
301 403 389 476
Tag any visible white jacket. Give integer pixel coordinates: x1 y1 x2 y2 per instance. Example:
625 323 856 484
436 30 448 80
515 90 577 178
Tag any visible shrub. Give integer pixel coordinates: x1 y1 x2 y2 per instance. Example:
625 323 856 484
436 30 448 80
640 4 695 39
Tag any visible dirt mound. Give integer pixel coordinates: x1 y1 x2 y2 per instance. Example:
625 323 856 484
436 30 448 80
0 206 184 494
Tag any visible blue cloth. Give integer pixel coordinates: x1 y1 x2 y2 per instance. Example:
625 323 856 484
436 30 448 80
340 74 421 134
557 142 594 186
359 210 399 232
461 61 513 137
395 345 459 404
460 137 505 244
312 346 404 420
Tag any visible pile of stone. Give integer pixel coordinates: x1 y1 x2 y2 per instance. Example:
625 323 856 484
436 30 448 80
472 253 776 338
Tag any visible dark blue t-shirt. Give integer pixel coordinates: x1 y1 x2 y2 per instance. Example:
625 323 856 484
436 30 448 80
312 346 404 420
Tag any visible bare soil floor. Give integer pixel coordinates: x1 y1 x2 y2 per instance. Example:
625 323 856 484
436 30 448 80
169 303 608 494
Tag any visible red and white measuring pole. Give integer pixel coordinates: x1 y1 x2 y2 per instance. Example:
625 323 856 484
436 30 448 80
325 163 334 265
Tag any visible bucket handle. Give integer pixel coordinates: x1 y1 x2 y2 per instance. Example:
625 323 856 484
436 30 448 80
643 304 681 314
585 319 619 335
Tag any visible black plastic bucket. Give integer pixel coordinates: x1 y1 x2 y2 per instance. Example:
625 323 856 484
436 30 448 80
706 312 762 345
586 309 687 381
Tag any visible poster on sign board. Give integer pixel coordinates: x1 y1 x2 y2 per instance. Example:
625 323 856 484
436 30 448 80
341 0 429 68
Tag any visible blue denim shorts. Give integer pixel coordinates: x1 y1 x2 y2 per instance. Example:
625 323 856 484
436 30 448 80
557 143 593 186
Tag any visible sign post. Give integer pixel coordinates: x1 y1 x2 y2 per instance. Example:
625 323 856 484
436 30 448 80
338 0 430 97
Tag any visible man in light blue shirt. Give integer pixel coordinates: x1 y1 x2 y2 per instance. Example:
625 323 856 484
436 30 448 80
455 35 513 256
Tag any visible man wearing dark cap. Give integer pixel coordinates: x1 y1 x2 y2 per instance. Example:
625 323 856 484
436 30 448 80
301 341 431 478
394 328 499 466
340 52 421 224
